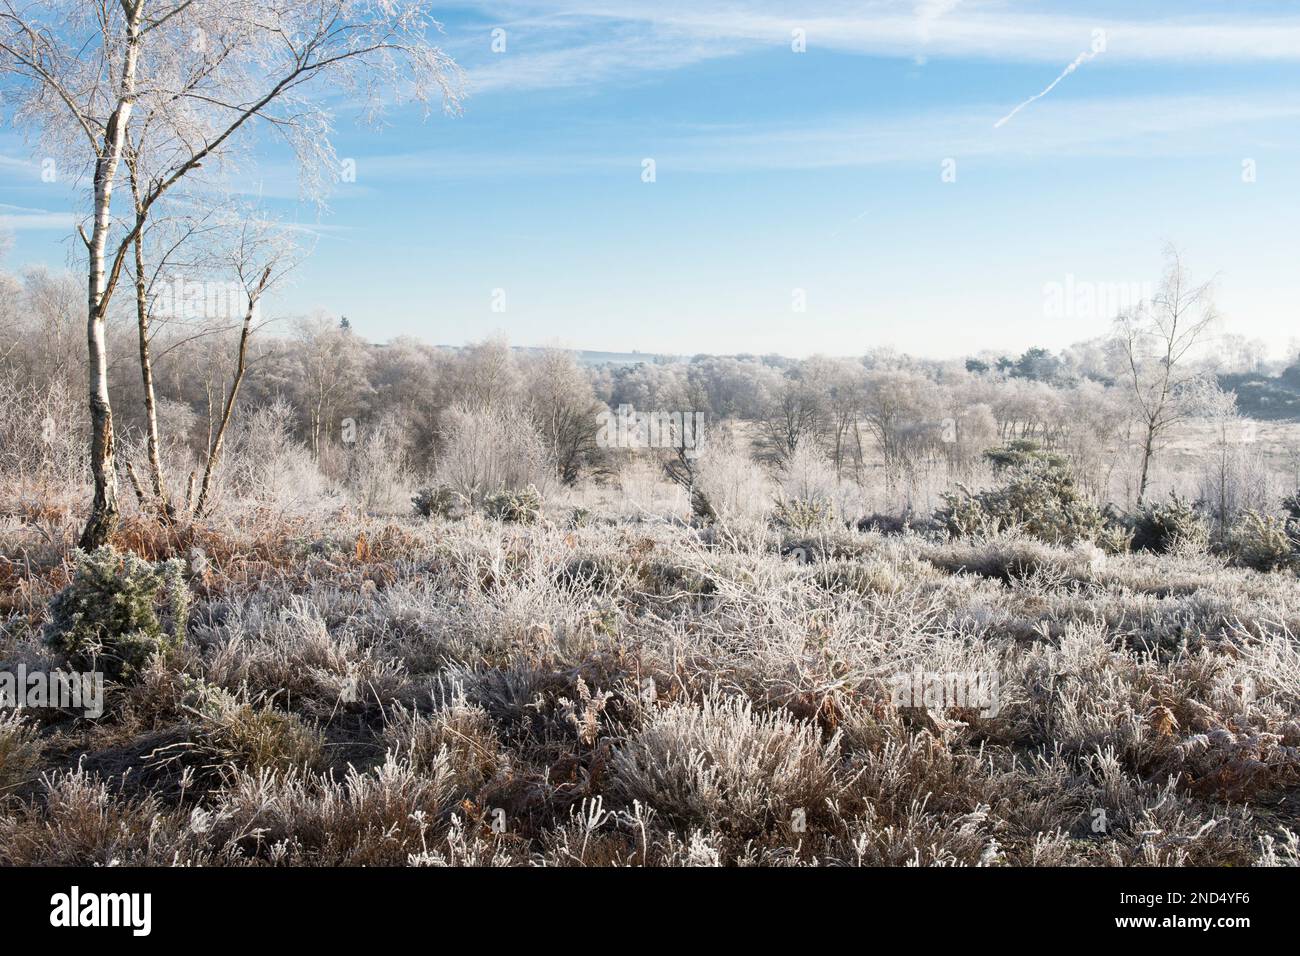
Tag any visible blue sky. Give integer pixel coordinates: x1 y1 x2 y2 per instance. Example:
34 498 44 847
3 0 1300 358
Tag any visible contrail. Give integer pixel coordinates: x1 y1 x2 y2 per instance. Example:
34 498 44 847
994 49 1100 128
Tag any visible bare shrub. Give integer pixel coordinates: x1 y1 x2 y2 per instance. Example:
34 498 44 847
346 415 414 514
0 376 85 494
690 430 771 526
435 403 554 505
221 398 332 515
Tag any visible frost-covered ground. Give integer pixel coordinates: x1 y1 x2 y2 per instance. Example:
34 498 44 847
2 503 1299 867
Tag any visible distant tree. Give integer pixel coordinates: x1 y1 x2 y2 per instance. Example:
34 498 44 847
817 358 869 478
14 267 82 394
522 349 602 485
860 368 942 498
1056 380 1128 500
295 314 371 458
1115 245 1218 503
193 219 298 516
366 337 443 452
759 375 822 463
1187 379 1274 543
445 338 520 412
1012 347 1064 383
1281 358 1300 391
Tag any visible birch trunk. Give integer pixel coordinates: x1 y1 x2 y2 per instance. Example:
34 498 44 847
129 165 171 518
80 5 143 550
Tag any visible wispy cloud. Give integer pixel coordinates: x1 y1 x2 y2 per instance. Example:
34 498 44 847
0 153 37 176
450 1 1300 93
915 0 963 47
0 203 75 231
461 22 748 94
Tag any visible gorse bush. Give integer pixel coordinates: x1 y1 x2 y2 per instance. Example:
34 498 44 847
1096 506 1135 555
771 496 835 534
937 441 1103 546
1283 491 1300 525
482 485 543 524
983 439 1071 474
939 486 1004 538
412 482 542 523
412 484 467 520
43 547 189 680
1230 511 1298 573
1130 491 1210 555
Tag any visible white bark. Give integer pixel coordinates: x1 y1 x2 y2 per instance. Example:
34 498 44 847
81 2 143 548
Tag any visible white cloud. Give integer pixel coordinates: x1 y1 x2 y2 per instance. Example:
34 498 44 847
463 24 748 94
0 153 36 175
454 1 1300 93
915 0 963 45
0 203 75 231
